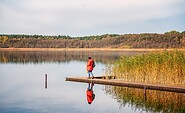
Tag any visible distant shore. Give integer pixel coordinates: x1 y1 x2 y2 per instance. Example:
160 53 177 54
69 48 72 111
0 48 185 52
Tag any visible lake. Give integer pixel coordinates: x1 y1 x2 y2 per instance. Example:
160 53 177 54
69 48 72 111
0 50 185 113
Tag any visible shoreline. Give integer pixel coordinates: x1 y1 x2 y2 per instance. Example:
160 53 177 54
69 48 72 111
0 48 185 52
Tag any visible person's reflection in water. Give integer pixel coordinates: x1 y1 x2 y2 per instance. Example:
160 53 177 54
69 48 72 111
86 82 95 105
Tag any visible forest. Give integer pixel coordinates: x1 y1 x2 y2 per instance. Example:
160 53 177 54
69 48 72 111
0 30 185 48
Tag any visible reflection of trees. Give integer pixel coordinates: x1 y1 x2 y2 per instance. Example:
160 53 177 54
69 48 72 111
0 51 145 64
104 86 185 113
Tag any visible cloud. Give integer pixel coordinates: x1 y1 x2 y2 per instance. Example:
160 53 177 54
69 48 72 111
0 0 185 36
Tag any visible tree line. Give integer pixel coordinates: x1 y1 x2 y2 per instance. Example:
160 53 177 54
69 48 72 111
0 30 185 48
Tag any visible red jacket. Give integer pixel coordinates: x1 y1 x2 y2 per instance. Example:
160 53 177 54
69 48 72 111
86 90 93 104
86 59 94 71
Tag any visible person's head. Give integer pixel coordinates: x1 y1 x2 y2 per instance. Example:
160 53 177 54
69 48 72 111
88 57 92 59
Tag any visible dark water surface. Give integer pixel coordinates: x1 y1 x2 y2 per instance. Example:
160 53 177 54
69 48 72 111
0 51 185 113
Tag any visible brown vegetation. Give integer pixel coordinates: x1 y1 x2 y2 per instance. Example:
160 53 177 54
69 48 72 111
1 31 185 48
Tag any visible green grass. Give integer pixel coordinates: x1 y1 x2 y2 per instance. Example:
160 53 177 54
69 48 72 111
111 51 185 86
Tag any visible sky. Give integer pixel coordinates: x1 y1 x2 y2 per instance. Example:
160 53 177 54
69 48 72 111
0 0 185 37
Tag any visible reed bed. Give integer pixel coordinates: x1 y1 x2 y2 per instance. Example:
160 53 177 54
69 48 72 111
111 51 185 86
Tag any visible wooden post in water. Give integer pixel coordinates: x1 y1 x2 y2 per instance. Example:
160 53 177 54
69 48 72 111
45 74 47 89
144 87 147 101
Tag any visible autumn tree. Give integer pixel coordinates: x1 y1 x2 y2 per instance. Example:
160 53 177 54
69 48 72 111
0 36 8 47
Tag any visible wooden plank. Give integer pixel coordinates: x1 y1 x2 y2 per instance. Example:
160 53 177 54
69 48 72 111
65 77 185 93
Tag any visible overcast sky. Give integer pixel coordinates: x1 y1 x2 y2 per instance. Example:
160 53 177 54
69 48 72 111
0 0 185 36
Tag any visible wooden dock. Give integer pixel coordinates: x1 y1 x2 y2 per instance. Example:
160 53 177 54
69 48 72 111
66 76 185 93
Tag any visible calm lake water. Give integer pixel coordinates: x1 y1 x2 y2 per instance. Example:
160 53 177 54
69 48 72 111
0 51 185 113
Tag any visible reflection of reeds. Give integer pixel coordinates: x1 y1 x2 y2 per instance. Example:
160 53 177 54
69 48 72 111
111 51 185 86
104 86 185 113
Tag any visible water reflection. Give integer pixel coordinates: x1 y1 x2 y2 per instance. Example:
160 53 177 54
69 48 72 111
104 86 185 113
86 82 95 105
0 50 157 113
0 51 145 64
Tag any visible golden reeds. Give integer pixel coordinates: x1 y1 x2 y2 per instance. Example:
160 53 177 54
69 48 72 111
111 51 185 86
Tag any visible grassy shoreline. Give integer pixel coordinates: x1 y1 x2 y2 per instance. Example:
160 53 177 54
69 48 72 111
0 48 185 52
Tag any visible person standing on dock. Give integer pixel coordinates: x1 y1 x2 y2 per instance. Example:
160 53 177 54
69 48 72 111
86 57 95 79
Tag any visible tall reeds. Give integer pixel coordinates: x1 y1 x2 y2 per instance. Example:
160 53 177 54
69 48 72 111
111 51 185 86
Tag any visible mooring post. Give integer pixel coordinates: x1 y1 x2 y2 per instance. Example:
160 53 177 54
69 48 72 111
45 74 47 89
144 87 147 101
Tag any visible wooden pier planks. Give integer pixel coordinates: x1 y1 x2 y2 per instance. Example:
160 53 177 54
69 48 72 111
65 76 185 93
